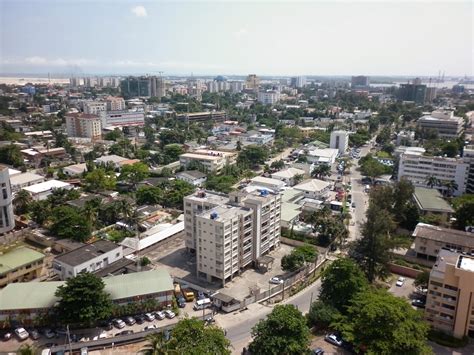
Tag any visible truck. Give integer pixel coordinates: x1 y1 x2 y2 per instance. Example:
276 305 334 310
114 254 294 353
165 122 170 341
182 288 195 302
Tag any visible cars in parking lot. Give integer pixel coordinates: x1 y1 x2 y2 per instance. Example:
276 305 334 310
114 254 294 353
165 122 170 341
124 316 136 326
164 310 176 319
3 332 12 341
100 321 113 330
154 311 166 320
115 330 133 337
396 277 406 287
14 327 29 341
135 314 146 324
144 325 157 331
43 328 55 339
312 348 325 355
269 276 284 284
112 319 126 329
324 333 343 347
29 329 40 340
177 296 186 308
145 312 155 322
197 291 207 300
412 299 426 308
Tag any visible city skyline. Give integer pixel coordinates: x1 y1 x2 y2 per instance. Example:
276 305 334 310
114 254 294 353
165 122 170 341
0 1 472 76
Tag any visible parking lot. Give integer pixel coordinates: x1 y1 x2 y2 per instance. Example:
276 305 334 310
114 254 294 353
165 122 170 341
388 275 415 299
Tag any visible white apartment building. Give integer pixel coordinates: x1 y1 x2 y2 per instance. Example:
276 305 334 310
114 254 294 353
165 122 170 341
0 166 14 234
418 110 464 138
179 150 236 173
463 145 474 194
398 153 468 196
329 130 349 154
52 240 123 280
184 189 281 285
66 113 102 140
106 97 126 111
83 101 107 115
257 91 280 105
102 111 145 128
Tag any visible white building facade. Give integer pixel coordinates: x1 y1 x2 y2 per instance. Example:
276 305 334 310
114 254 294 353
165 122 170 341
329 131 349 154
0 166 15 234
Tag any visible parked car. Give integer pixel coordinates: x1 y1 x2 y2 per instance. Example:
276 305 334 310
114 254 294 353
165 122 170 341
197 291 206 300
100 321 113 331
115 330 133 337
3 332 12 341
412 299 426 308
351 202 356 208
154 311 166 320
135 314 146 324
29 329 40 340
269 276 284 284
112 319 126 329
396 277 406 287
124 316 136 326
43 328 56 339
14 327 29 341
144 325 157 331
177 297 186 308
164 310 176 319
145 313 155 322
312 348 325 355
324 333 343 347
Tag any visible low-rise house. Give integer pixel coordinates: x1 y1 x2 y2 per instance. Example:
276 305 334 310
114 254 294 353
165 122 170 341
413 223 474 261
413 187 454 223
305 148 339 165
23 180 73 200
271 168 305 186
281 202 302 228
0 269 174 324
179 150 236 173
0 247 45 288
63 163 88 177
294 179 331 199
175 170 207 186
53 240 123 280
95 154 129 169
250 176 286 191
9 172 45 192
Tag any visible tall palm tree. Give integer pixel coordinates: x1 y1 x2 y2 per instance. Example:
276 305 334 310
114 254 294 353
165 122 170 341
425 175 441 189
139 332 177 355
442 180 458 197
13 190 32 215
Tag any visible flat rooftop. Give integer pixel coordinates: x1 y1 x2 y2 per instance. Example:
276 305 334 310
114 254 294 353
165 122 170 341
459 255 474 272
0 247 45 275
180 153 223 161
55 240 121 267
185 190 229 205
413 187 454 213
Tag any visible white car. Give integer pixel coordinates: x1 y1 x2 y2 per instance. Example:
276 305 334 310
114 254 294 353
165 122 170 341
145 312 155 322
396 277 406 287
154 311 166 320
269 277 284 284
14 327 29 340
164 310 176 319
144 325 157 331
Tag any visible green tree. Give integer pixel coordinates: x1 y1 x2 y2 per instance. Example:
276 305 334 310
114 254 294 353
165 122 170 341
170 318 231 355
49 206 92 242
270 159 285 170
311 164 331 180
319 258 368 312
139 332 176 355
12 190 32 215
136 186 163 205
307 301 340 330
293 174 304 185
55 272 113 327
17 344 36 355
359 157 387 184
30 200 51 226
163 144 184 163
249 305 310 355
104 129 123 141
0 144 24 167
425 175 440 189
281 244 317 272
334 289 431 355
442 180 458 197
84 168 117 192
120 162 149 189
414 270 430 288
452 194 474 230
237 145 269 167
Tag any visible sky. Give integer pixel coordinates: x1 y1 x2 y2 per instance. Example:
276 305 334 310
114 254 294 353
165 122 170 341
0 0 472 77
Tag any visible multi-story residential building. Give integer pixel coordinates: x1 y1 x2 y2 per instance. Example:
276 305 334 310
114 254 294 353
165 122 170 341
329 130 349 154
0 165 14 234
246 74 259 92
106 96 126 111
257 90 280 105
0 247 45 287
291 76 306 88
398 82 427 104
66 113 102 140
462 145 474 194
150 76 166 99
413 223 474 261
418 110 464 138
9 172 45 193
179 150 236 173
102 110 145 128
53 240 123 280
184 189 281 285
176 111 227 123
82 101 107 115
425 249 474 338
351 75 370 88
398 153 468 196
229 81 245 93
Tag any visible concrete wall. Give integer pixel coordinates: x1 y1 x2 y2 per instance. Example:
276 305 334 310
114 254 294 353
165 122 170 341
388 263 424 278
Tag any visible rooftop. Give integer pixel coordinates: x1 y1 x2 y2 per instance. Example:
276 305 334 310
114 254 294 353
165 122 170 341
251 176 286 187
180 153 224 161
55 240 121 267
176 170 207 180
185 190 229 205
0 247 45 275
23 180 71 194
9 172 45 186
294 179 330 193
413 223 474 248
96 155 128 164
413 187 454 213
459 255 474 272
271 168 305 180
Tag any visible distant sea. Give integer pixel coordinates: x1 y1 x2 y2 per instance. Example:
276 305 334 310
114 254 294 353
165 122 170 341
0 76 69 85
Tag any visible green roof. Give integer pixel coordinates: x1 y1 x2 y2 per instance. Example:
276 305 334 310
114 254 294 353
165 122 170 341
0 270 173 311
310 140 329 148
281 202 302 223
0 247 45 275
413 187 454 213
281 189 304 203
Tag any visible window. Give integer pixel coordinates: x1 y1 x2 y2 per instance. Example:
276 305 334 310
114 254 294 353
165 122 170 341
2 189 7 199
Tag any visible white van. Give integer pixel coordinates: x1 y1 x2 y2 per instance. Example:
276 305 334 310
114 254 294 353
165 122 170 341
193 298 212 310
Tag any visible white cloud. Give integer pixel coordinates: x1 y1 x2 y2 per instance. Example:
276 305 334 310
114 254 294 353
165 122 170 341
233 27 248 39
4 57 96 67
131 5 147 17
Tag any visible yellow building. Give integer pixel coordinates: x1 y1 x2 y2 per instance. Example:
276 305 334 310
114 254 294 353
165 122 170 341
425 249 474 338
0 247 45 288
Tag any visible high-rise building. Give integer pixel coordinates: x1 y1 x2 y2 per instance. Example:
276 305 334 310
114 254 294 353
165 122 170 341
257 91 280 105
229 81 244 93
351 75 370 88
105 96 126 111
398 82 427 104
291 76 306 88
425 249 474 338
0 165 15 234
65 113 102 140
329 130 349 154
398 153 468 196
463 145 474 194
120 76 152 97
418 110 464 139
184 189 281 285
83 101 107 115
246 74 260 92
150 76 166 99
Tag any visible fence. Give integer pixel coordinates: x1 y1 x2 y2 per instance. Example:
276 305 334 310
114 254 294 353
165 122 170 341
389 263 424 278
0 227 29 245
280 236 329 259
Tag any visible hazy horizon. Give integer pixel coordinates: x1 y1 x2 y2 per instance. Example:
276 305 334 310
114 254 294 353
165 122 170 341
1 1 472 77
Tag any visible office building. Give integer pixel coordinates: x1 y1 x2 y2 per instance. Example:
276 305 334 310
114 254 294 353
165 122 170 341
176 111 227 123
329 130 349 154
66 113 102 140
106 96 126 111
246 74 260 92
351 75 370 88
418 110 464 138
425 249 474 338
120 76 152 97
53 240 123 280
83 101 107 115
398 153 468 196
184 189 281 286
257 91 280 105
0 247 45 287
179 150 237 173
103 111 145 128
398 82 427 104
291 76 306 88
0 166 14 234
463 145 474 194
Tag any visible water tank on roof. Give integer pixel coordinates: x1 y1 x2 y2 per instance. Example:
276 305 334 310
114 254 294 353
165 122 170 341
260 189 268 197
210 212 218 220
